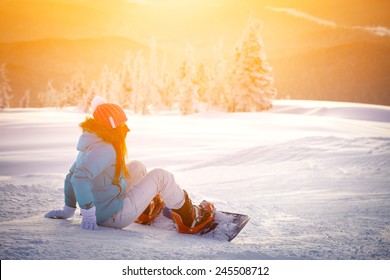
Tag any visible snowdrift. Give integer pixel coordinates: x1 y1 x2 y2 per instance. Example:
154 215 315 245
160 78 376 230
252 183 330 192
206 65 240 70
0 100 389 260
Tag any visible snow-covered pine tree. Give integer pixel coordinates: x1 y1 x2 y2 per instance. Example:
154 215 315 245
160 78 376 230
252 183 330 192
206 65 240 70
159 70 177 110
144 38 161 113
208 40 229 109
19 89 30 108
60 72 86 107
109 72 122 104
228 18 277 112
97 64 111 102
38 80 58 107
194 62 211 104
127 52 142 113
157 52 172 109
118 51 133 109
178 44 197 115
132 51 149 114
80 80 98 113
0 64 12 109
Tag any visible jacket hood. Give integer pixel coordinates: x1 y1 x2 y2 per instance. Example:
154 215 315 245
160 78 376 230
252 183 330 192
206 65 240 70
77 131 103 151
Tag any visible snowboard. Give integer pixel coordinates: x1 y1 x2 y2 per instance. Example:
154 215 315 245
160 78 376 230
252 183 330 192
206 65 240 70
162 206 249 242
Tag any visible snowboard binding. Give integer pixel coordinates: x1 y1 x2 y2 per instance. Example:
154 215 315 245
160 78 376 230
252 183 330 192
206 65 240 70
134 194 165 225
170 191 216 234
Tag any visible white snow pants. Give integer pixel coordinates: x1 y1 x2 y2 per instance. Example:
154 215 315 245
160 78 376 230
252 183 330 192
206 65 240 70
100 160 185 229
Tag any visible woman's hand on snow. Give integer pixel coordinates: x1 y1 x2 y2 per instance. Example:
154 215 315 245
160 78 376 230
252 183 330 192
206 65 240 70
44 205 76 219
80 206 97 230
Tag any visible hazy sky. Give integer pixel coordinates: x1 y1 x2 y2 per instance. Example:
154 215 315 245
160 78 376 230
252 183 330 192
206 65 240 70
1 0 389 58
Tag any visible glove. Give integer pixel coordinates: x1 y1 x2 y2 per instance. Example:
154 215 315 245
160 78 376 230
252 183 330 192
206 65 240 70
44 205 76 219
80 206 97 230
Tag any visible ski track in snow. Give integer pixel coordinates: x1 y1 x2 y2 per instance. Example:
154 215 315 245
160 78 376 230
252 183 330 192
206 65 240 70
0 100 389 260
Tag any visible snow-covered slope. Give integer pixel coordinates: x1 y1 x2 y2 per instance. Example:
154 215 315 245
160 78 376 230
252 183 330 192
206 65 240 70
0 100 389 260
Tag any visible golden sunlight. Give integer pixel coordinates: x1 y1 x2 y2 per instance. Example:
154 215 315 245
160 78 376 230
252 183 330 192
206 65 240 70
0 0 389 107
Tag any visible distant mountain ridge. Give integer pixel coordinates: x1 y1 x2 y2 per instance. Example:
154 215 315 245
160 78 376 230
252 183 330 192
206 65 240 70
271 39 390 105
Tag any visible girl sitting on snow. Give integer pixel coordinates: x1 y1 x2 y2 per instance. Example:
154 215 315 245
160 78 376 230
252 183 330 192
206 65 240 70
45 97 215 234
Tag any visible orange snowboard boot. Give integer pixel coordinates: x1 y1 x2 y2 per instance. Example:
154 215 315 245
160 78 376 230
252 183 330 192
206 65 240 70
170 191 215 234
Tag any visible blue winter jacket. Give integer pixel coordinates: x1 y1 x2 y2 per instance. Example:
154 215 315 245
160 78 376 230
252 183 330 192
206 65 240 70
64 131 126 224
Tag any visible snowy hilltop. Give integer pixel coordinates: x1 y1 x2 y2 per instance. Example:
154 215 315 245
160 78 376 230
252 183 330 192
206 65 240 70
0 100 389 260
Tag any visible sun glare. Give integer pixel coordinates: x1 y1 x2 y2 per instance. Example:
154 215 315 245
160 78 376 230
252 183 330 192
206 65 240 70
1 0 389 108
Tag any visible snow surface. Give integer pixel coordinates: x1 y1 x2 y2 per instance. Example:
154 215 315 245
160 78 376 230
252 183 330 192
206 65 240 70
0 100 389 260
